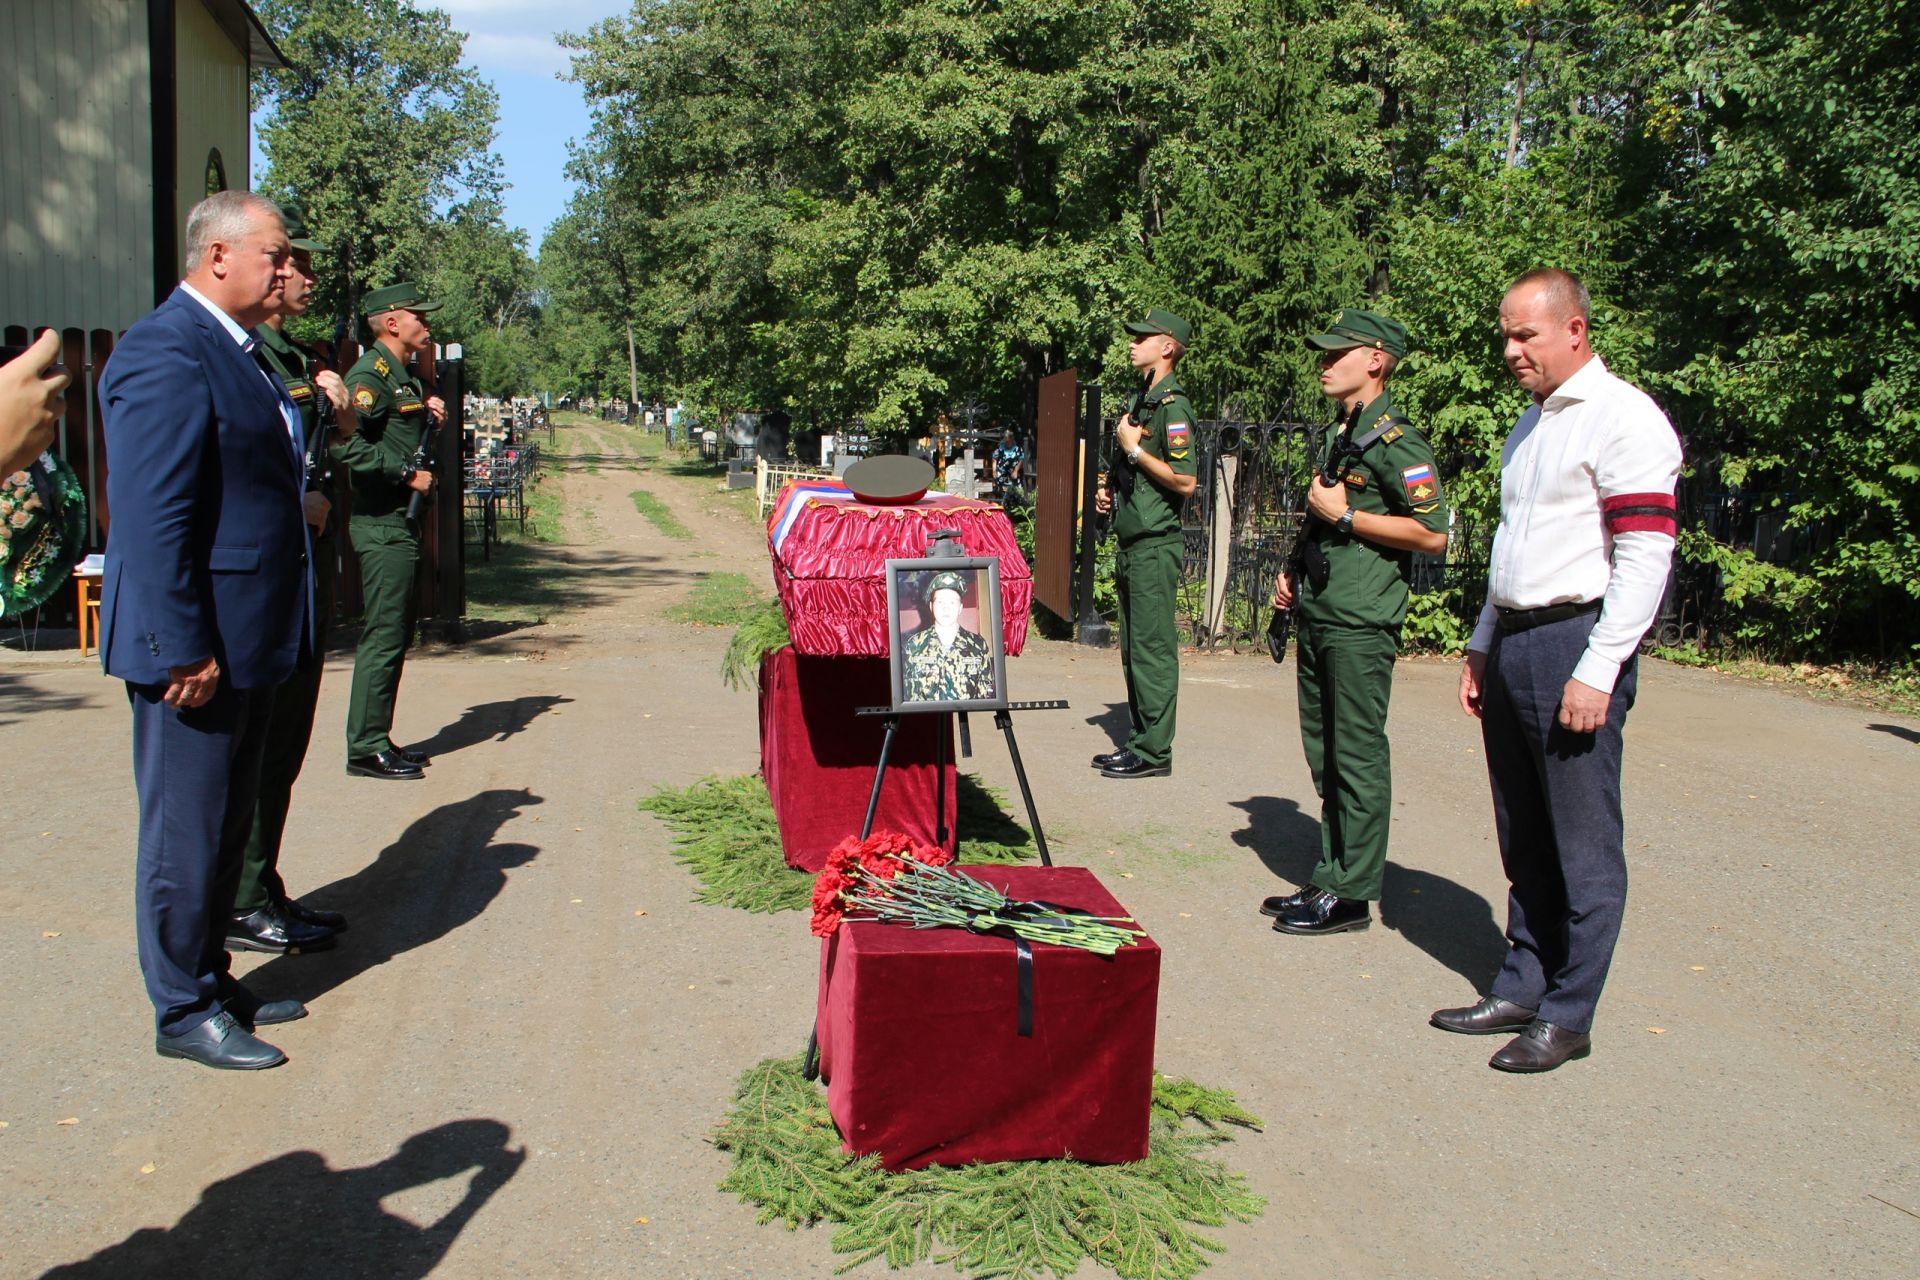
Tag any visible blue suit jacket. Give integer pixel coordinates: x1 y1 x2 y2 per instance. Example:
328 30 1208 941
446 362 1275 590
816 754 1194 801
99 287 311 689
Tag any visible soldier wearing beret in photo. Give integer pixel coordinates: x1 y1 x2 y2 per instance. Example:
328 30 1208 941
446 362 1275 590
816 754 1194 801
1092 308 1199 780
1263 309 1448 937
335 282 444 781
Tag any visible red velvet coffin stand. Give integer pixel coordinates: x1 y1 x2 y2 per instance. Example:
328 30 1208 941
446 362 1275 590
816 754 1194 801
815 866 1160 1171
758 646 956 871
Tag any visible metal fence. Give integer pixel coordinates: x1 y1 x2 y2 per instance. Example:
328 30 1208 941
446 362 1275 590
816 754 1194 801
464 440 542 559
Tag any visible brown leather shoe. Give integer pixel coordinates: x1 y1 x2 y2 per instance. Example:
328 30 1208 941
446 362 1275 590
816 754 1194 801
1430 994 1538 1036
1490 1020 1591 1073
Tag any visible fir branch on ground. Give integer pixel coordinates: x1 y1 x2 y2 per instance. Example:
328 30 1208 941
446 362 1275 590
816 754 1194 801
721 606 791 691
668 572 768 627
639 773 1039 913
629 488 691 538
713 1056 1266 1280
638 775 807 913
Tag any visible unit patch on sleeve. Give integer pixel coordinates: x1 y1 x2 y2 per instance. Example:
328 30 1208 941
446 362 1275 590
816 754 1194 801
1401 462 1436 502
1166 421 1191 458
353 387 376 409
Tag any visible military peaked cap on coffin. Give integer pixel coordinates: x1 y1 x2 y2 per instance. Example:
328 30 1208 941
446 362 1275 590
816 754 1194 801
361 282 443 317
1305 308 1408 358
1124 308 1193 346
844 454 934 505
925 570 968 602
277 202 325 253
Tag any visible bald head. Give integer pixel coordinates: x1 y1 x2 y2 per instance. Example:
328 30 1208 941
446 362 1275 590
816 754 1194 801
1499 269 1594 401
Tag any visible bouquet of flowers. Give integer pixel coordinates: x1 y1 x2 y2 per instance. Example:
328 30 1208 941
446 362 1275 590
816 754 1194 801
811 831 1142 955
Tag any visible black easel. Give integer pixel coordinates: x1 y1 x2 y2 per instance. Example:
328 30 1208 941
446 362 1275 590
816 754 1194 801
853 699 1068 865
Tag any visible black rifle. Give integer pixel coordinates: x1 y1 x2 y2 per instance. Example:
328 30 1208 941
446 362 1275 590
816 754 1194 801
301 324 345 536
405 399 439 533
1096 383 1177 540
1267 398 1366 663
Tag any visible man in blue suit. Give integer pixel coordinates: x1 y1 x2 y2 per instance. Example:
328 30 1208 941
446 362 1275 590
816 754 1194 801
100 191 315 1070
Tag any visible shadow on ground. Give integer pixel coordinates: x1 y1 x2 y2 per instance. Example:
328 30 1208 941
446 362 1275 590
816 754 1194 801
40 1118 524 1280
464 545 704 624
1231 793 1506 990
1083 700 1131 752
409 695 574 759
246 789 542 1007
0 670 95 726
1867 721 1920 744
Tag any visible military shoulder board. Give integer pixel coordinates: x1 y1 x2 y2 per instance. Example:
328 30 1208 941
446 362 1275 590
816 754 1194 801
373 356 391 377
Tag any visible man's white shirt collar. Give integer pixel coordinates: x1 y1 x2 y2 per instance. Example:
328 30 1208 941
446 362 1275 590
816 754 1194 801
178 281 255 348
1539 354 1608 409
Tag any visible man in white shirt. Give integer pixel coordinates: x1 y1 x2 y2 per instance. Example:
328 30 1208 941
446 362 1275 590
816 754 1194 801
1434 268 1681 1072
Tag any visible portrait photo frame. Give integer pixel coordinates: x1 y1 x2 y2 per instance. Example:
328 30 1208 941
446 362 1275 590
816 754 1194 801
885 556 1008 713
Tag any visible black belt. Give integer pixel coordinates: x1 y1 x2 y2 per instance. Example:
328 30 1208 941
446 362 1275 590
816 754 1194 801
1494 599 1602 634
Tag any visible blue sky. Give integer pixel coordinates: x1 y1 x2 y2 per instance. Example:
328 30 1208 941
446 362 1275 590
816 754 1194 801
439 0 633 252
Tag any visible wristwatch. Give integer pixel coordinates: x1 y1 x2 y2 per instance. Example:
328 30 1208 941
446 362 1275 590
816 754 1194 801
1336 509 1355 534
400 463 419 484
1127 446 1143 463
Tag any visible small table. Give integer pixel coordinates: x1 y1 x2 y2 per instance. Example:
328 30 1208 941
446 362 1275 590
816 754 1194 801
73 565 103 656
815 865 1160 1170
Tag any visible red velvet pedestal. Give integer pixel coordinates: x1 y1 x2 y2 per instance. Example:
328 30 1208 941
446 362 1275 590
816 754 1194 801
815 866 1160 1171
759 646 957 871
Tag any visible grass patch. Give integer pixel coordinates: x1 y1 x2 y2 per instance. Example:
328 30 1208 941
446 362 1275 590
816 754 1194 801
630 488 692 539
639 772 1039 913
462 465 568 623
714 1055 1265 1279
667 572 767 627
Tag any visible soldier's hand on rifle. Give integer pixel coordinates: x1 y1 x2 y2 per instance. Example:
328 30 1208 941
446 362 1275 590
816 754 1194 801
1115 418 1143 455
1307 476 1350 524
302 491 331 531
1271 573 1295 610
1094 485 1112 515
427 395 447 425
406 469 434 494
315 369 347 412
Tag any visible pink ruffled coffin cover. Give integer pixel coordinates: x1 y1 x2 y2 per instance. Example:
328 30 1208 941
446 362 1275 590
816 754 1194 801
768 479 1032 657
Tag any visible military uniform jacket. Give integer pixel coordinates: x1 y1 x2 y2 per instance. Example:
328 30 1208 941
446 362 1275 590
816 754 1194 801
1299 391 1448 630
902 625 995 702
1112 372 1198 544
252 325 335 523
335 342 430 522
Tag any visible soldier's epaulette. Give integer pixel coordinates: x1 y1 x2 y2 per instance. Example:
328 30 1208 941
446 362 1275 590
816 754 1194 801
1379 422 1404 445
373 355 391 377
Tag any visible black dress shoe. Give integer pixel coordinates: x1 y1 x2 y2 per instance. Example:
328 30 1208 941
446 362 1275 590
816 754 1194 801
386 740 431 766
156 1011 286 1070
1490 1020 1592 1073
227 901 336 955
278 895 348 934
1100 750 1171 779
1259 885 1320 918
1430 994 1539 1036
1090 749 1126 769
1271 889 1371 935
219 980 308 1029
346 750 424 780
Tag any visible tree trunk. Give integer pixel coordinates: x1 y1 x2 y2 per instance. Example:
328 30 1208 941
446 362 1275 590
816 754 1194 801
1507 29 1537 168
625 318 639 407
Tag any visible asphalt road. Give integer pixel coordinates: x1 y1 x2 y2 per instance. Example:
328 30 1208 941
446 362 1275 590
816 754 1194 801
3 421 1914 1278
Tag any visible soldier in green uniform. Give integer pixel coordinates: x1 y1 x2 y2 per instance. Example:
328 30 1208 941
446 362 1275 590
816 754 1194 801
227 203 355 954
336 283 444 779
902 570 996 702
1263 309 1449 935
1092 309 1199 779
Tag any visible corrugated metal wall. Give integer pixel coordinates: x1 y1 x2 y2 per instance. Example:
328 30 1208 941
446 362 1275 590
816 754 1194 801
0 0 155 336
173 0 249 242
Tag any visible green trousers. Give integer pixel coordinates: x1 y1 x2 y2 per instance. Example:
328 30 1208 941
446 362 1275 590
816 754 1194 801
235 533 335 912
345 517 420 758
1116 534 1182 767
1295 618 1399 901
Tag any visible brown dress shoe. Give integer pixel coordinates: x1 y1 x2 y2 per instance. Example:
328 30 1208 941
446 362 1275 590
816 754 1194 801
1490 1020 1592 1073
1430 994 1538 1035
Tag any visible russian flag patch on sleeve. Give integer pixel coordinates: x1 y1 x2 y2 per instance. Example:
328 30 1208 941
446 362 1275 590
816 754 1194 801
1401 462 1436 502
1166 421 1190 457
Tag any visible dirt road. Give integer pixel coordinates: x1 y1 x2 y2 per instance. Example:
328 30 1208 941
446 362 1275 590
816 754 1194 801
3 419 1914 1278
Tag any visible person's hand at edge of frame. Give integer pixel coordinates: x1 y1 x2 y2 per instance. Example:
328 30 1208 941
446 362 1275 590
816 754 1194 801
0 330 72 475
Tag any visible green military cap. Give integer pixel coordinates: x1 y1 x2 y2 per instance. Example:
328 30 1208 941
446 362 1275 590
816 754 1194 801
925 570 968 601
361 282 443 317
277 202 325 253
1305 308 1408 358
1124 307 1193 346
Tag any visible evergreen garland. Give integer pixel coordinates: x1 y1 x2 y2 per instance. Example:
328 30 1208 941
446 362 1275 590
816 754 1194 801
713 1056 1265 1279
721 601 792 691
640 774 1037 914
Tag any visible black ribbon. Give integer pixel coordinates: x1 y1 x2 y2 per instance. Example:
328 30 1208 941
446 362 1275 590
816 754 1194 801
1015 939 1034 1037
969 897 1092 1039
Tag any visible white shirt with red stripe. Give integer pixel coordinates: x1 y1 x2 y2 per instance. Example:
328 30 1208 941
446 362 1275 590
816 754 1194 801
1468 354 1682 692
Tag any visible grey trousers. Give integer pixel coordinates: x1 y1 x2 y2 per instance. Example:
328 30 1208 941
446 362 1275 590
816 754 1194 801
1481 613 1638 1033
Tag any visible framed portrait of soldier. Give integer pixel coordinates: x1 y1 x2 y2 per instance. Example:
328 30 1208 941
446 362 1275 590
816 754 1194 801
885 557 1008 713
